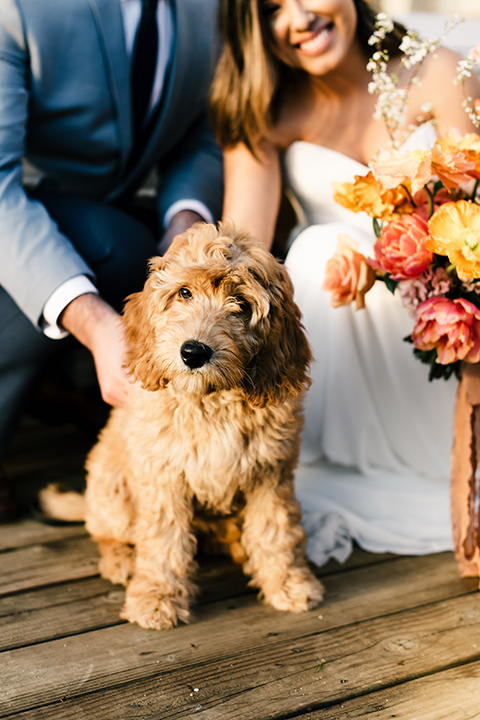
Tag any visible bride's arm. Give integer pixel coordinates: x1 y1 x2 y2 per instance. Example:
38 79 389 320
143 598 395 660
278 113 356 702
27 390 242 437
222 140 282 251
419 47 480 136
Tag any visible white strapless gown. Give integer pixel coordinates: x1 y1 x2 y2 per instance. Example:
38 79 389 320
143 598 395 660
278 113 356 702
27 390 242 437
283 129 458 565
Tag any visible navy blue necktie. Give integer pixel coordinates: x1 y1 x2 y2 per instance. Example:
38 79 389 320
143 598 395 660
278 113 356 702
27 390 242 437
131 0 159 137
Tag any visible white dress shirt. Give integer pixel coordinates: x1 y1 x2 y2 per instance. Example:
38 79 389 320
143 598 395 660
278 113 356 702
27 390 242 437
42 0 212 339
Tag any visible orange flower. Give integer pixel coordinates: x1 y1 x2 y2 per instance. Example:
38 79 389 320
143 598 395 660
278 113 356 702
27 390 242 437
323 234 376 310
458 133 480 179
437 130 480 155
412 296 480 364
430 144 477 190
427 200 480 279
369 213 433 280
370 147 432 195
333 172 414 222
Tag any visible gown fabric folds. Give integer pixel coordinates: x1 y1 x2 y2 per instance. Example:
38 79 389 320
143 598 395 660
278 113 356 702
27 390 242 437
283 127 458 566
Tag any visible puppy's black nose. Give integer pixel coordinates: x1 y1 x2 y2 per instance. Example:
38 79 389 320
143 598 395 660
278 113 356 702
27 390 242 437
180 340 213 369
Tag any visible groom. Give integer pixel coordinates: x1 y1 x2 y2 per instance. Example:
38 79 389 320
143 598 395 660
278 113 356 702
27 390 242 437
0 0 223 517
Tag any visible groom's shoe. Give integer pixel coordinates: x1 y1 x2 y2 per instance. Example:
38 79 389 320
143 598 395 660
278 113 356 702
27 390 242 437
0 465 19 521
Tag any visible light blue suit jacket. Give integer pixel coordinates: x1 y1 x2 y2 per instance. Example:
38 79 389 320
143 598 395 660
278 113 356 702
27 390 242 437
0 0 223 326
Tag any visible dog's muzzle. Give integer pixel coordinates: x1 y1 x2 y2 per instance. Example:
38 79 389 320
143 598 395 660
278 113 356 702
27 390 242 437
180 340 214 369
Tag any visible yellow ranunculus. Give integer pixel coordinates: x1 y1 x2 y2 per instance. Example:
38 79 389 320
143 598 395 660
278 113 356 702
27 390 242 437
427 200 480 279
333 172 414 222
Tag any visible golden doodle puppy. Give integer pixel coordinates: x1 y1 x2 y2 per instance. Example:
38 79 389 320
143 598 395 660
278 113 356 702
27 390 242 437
43 222 324 630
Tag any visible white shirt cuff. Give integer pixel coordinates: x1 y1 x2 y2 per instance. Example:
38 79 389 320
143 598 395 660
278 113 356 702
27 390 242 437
163 199 214 229
41 275 99 340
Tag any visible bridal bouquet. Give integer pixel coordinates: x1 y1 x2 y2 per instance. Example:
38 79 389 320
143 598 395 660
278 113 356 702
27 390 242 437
326 131 480 380
323 15 480 381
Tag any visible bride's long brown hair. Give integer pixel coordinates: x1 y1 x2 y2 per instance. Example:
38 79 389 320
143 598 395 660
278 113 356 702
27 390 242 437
209 0 406 152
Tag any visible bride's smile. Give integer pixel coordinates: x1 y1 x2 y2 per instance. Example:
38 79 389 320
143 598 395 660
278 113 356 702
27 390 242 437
260 0 357 75
294 20 334 56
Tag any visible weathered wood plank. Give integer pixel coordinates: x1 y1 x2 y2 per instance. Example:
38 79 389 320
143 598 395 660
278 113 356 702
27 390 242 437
0 520 87 552
303 661 480 720
8 660 480 720
304 662 480 720
0 550 472 653
0 536 99 596
0 578 124 652
165 593 480 720
1 570 479 716
0 520 467 606
0 560 251 652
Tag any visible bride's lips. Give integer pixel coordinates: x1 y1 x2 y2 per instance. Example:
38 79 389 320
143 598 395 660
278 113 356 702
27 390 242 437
294 21 334 56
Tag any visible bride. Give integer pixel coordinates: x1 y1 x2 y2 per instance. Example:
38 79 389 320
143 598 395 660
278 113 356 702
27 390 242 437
209 0 480 565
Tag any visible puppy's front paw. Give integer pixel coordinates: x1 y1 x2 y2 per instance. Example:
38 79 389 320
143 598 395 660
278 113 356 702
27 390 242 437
121 587 191 630
263 569 324 613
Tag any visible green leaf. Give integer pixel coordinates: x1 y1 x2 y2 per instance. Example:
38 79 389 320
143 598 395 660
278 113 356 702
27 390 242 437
407 343 462 382
381 274 398 294
373 217 383 238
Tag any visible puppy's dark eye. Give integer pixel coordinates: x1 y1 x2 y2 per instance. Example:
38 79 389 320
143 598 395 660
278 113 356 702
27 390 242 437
179 287 192 299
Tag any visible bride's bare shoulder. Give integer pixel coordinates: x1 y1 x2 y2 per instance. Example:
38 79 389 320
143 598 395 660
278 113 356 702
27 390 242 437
410 46 480 133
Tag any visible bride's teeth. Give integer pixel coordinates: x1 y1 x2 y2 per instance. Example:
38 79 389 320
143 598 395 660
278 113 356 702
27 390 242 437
299 26 329 51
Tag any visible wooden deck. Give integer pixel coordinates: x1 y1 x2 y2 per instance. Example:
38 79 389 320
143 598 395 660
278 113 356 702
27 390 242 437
2 417 480 719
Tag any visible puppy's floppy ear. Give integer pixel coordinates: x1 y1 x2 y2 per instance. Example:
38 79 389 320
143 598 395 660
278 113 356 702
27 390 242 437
122 256 167 391
244 260 312 408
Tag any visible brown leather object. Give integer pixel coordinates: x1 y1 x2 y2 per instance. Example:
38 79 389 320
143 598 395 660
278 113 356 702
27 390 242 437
451 363 480 582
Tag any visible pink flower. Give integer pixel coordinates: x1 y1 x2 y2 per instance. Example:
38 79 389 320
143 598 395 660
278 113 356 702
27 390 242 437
369 213 433 280
397 266 452 316
469 46 480 63
412 296 480 364
323 234 375 310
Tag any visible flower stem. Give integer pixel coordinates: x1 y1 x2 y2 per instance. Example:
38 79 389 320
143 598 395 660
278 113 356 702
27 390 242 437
424 185 435 218
401 183 416 207
471 179 479 203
